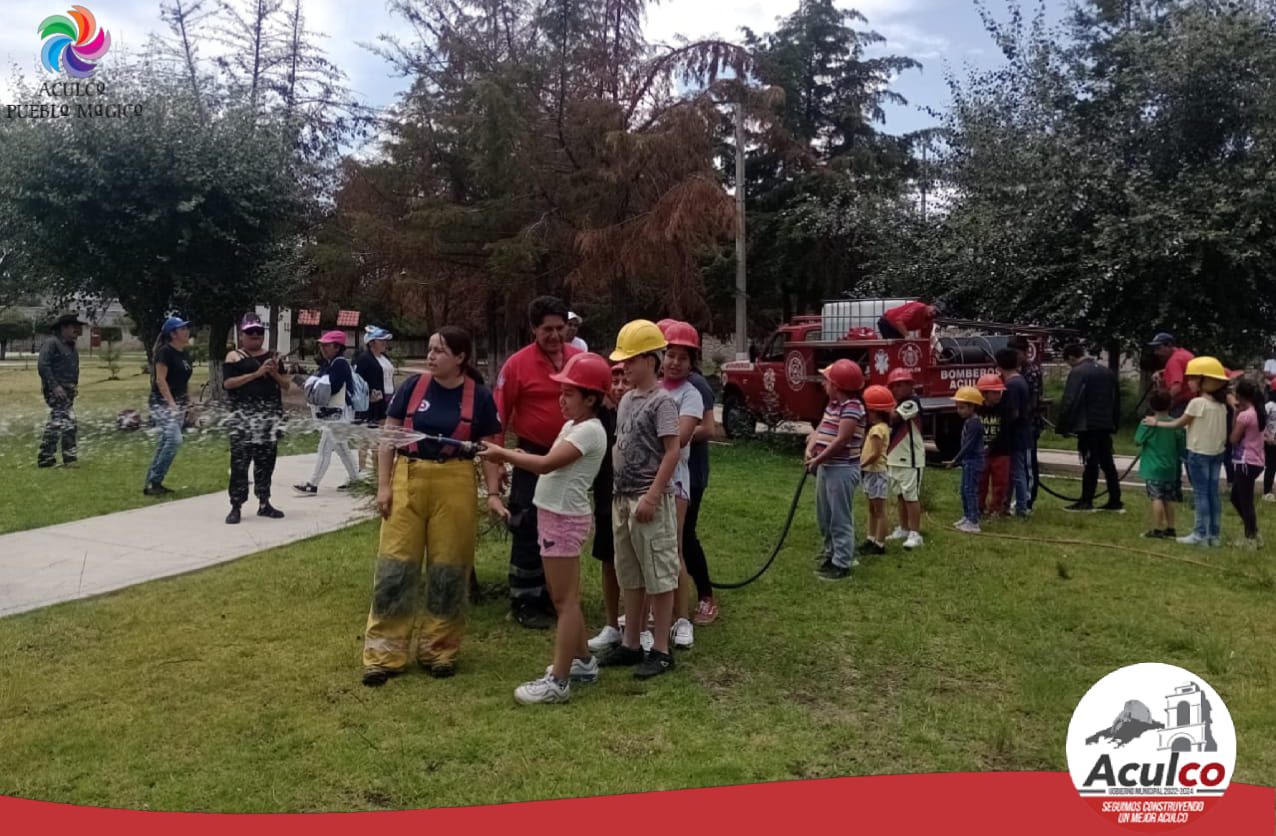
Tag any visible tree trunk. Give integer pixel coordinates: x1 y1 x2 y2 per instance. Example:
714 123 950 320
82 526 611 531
0 340 6 361
268 303 280 353
205 318 233 401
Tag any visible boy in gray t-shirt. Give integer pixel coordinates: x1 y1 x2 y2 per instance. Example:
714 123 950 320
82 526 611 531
599 320 682 680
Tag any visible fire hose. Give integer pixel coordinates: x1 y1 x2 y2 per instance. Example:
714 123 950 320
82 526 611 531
710 469 810 590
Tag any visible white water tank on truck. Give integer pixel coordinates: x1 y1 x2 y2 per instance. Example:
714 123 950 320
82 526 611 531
820 298 917 342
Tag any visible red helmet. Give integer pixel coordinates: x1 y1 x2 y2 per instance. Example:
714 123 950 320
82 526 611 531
887 367 915 385
820 359 864 393
863 384 896 413
551 352 613 395
660 320 701 350
977 373 1006 392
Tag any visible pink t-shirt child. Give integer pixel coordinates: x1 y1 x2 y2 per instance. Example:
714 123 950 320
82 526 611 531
1232 406 1264 467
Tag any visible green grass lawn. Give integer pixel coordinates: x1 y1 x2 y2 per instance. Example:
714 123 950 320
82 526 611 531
1 440 1273 812
0 359 320 533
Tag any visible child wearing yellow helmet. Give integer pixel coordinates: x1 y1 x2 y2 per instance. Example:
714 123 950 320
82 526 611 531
1142 356 1230 547
945 386 986 533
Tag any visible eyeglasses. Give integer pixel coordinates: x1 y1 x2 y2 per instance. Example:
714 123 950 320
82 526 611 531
243 329 265 336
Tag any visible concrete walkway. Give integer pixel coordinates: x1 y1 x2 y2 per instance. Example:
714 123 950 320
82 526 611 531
0 454 375 619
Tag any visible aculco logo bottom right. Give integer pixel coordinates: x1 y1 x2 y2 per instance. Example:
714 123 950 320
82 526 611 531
1066 663 1236 830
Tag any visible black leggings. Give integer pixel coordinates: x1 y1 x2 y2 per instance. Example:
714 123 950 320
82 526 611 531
1231 462 1263 538
684 481 713 599
1264 444 1276 495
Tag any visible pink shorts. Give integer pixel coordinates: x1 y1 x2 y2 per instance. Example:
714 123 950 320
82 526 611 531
537 508 594 558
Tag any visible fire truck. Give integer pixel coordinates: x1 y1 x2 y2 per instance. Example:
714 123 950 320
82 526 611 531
718 299 1057 459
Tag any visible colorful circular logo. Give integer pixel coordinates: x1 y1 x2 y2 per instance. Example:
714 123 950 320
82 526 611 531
39 5 111 78
900 342 922 369
1066 663 1236 830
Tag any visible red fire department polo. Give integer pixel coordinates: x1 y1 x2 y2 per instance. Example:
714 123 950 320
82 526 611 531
494 342 582 449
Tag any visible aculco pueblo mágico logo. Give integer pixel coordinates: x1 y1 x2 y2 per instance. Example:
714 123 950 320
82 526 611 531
1066 663 1236 830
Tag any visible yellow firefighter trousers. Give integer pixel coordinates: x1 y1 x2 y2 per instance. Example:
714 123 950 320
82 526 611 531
362 457 476 671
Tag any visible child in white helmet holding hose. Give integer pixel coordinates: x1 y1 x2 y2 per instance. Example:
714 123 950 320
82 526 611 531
596 320 683 679
480 353 612 704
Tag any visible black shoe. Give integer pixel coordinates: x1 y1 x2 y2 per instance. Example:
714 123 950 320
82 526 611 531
38 460 57 468
868 541 887 555
512 602 555 630
257 502 285 519
1141 529 1164 539
61 458 78 467
293 483 317 495
1163 528 1177 537
1063 501 1093 513
361 667 403 687
815 560 850 581
225 505 241 525
1098 501 1126 514
426 662 456 679
634 649 675 679
143 483 172 496
597 644 645 667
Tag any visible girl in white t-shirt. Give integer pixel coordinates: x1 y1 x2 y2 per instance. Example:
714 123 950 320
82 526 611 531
479 353 611 705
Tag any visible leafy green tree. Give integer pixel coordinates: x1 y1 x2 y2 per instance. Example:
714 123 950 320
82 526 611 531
905 1 1276 359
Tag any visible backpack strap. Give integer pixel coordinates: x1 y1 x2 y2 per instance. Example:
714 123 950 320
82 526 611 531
403 373 433 455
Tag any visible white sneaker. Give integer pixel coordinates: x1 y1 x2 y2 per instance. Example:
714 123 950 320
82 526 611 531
953 518 969 529
1265 493 1276 503
545 656 600 683
671 618 694 649
885 526 908 541
956 520 981 534
1176 533 1207 546
588 625 622 652
514 674 570 705
903 531 924 550
639 630 654 652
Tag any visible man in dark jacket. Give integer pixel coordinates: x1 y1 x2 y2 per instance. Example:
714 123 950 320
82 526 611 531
37 313 84 467
1057 344 1123 512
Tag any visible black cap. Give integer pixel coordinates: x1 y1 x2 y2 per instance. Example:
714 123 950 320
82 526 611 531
1148 332 1175 347
52 313 87 330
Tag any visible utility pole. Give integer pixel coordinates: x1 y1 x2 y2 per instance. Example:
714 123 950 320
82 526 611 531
734 100 748 361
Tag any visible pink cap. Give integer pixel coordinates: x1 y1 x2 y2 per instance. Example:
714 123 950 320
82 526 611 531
318 330 347 345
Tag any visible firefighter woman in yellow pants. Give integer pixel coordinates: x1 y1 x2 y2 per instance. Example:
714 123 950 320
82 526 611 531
362 326 508 686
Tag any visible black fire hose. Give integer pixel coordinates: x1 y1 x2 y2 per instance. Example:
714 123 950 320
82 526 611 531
1035 385 1152 503
711 468 810 590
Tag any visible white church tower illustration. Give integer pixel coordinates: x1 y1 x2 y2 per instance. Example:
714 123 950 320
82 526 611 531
1157 682 1217 752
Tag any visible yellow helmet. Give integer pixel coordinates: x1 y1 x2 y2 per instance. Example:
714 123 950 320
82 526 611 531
609 319 668 362
1185 356 1229 381
953 385 984 406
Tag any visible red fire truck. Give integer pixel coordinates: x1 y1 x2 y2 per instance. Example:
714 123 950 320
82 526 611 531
718 299 1056 459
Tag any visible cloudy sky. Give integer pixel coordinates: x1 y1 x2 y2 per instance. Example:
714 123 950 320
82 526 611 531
0 0 1069 138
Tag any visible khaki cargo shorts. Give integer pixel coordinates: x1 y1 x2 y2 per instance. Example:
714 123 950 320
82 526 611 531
888 465 923 502
612 494 680 594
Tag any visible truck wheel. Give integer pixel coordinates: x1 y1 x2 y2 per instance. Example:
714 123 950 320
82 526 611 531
721 392 756 440
933 414 963 462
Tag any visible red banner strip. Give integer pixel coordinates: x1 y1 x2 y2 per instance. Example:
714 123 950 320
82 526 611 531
1 773 1271 835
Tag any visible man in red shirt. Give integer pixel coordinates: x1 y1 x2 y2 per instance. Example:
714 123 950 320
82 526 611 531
495 296 581 629
1148 332 1195 417
878 301 938 340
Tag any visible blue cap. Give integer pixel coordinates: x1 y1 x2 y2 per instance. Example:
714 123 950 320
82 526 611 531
1148 332 1175 347
161 316 191 334
366 326 393 341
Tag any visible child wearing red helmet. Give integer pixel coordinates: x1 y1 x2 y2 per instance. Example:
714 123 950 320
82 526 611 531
479 353 613 704
807 359 867 581
976 372 1010 517
885 368 927 550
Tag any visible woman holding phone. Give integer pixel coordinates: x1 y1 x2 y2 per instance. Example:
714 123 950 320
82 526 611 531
222 312 292 524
